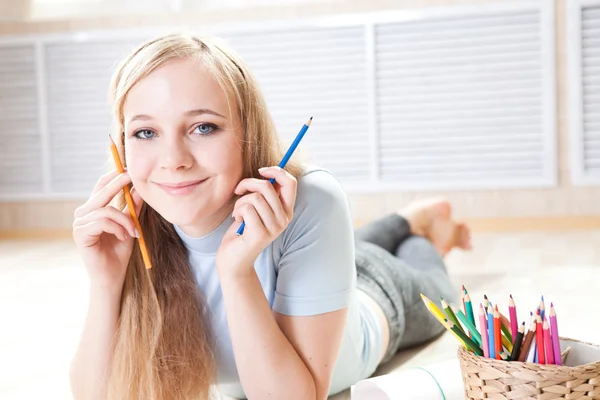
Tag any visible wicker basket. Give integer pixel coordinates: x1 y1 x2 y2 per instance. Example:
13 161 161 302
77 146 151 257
457 338 600 399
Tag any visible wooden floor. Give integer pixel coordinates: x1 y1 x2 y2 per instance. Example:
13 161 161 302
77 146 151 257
1 230 600 400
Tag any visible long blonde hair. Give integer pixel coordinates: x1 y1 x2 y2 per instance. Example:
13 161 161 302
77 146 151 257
106 33 304 400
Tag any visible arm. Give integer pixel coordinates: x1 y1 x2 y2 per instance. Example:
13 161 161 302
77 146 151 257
69 283 122 400
219 270 346 400
218 167 355 399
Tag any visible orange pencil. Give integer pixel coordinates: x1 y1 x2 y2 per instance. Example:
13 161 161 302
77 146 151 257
109 135 152 269
494 305 502 360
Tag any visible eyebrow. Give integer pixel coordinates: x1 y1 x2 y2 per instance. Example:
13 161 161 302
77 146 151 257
128 108 226 123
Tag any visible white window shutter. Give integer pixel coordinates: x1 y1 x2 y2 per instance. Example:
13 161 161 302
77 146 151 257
0 45 44 196
0 1 556 198
375 8 555 190
45 39 139 195
221 26 371 182
569 1 600 185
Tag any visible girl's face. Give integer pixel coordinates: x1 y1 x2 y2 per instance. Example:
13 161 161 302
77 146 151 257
122 58 244 237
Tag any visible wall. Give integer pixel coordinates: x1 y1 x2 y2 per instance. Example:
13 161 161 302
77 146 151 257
1 0 599 236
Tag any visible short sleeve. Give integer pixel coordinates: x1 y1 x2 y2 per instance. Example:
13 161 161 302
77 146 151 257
272 169 356 316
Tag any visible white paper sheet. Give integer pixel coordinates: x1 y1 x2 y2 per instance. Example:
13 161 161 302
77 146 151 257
350 359 464 400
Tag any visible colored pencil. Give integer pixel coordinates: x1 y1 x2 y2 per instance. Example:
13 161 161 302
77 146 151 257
550 303 561 366
509 295 518 343
445 319 483 356
498 350 510 361
465 293 476 332
494 305 502 360
479 304 489 358
518 313 536 362
487 303 496 359
420 294 467 347
535 297 545 364
441 298 464 334
536 312 545 364
484 294 489 314
109 135 152 270
510 322 525 361
451 304 482 346
237 117 312 235
461 285 466 315
543 320 554 365
534 307 540 363
526 340 536 363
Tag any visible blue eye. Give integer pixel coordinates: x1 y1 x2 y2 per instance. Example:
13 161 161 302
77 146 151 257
193 123 217 135
134 129 155 140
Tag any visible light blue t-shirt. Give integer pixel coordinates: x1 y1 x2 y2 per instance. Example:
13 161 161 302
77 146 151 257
174 168 382 398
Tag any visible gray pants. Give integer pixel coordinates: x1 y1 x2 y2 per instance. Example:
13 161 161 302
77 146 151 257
354 214 458 364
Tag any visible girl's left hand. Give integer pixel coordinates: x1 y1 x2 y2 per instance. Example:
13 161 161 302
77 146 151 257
216 166 297 280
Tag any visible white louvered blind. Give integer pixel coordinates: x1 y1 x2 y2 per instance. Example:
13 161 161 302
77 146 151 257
0 1 556 199
582 4 600 182
45 39 141 194
0 45 44 196
376 9 550 188
222 26 370 181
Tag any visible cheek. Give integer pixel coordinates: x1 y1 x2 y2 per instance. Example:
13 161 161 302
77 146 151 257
124 143 154 186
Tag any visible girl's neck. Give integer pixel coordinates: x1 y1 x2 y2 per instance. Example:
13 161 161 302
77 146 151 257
177 200 234 238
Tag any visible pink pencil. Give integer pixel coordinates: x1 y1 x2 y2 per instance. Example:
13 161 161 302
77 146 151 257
543 320 554 364
479 304 489 358
549 303 561 365
509 295 518 342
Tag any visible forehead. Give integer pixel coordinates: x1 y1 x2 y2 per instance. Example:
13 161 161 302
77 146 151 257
123 58 233 120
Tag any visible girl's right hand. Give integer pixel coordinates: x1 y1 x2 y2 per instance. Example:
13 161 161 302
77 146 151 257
73 170 144 290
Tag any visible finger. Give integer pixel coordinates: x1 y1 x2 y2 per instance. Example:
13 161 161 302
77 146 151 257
257 167 297 218
234 178 288 226
237 204 267 237
91 169 121 196
75 172 132 218
233 193 278 233
74 218 130 247
74 206 137 238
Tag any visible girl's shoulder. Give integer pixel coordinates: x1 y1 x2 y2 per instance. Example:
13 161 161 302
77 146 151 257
294 165 349 212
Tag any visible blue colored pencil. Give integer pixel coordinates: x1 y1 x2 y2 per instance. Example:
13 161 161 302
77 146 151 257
488 302 495 359
237 117 313 235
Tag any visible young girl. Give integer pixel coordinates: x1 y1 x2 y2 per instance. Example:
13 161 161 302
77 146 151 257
70 33 471 400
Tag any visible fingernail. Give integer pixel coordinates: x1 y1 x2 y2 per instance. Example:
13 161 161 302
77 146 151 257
134 229 140 238
258 167 267 171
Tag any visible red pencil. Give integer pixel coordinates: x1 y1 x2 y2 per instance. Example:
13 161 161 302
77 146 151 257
494 305 502 360
462 285 466 314
543 320 554 364
536 311 545 364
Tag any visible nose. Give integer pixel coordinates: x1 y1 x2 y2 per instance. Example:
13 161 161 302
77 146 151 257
159 133 193 171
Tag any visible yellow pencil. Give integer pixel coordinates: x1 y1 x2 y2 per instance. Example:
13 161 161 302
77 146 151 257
421 294 468 348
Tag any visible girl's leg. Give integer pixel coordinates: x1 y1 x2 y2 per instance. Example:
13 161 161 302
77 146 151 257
354 213 411 255
355 200 469 364
355 239 457 364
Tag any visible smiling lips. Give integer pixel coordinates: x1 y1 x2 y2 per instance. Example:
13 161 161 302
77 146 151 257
155 178 207 196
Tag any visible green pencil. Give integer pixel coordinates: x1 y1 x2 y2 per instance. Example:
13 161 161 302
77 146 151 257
464 293 476 328
441 298 464 334
451 304 482 347
445 319 484 356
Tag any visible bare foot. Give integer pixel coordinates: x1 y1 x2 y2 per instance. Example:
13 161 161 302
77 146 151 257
397 198 472 257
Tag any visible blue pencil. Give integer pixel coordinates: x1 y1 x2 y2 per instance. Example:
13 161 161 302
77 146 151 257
237 117 313 235
488 302 495 359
